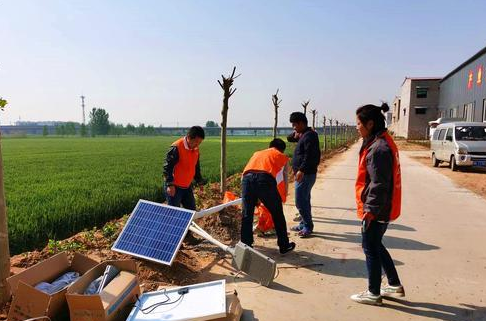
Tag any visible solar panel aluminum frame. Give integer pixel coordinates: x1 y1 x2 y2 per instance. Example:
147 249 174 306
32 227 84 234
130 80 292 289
112 199 195 266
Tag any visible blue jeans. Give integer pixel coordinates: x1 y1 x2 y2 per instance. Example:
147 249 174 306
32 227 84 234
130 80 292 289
295 173 316 231
166 185 196 210
362 220 401 295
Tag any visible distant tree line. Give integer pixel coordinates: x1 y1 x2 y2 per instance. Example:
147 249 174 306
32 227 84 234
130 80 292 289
46 108 221 137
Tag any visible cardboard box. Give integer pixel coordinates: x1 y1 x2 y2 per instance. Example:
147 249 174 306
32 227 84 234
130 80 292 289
66 260 140 321
7 252 98 321
211 293 243 321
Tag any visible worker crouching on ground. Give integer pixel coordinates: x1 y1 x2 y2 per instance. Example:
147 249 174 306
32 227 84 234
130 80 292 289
351 103 405 306
241 138 296 255
163 126 206 243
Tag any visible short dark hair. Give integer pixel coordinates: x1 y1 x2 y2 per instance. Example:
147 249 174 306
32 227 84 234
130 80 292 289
187 126 205 139
269 138 286 152
356 103 389 134
289 112 308 125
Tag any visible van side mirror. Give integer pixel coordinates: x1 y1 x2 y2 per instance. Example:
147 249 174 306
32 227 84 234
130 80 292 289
446 136 453 142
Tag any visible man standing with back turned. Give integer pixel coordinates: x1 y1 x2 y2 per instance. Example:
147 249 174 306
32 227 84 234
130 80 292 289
241 138 296 254
287 112 321 238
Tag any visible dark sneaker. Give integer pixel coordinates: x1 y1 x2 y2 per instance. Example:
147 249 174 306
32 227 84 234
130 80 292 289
350 290 383 306
298 229 312 238
381 285 405 298
279 242 296 255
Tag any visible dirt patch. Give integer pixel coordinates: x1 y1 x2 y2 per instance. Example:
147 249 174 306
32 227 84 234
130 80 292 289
412 155 486 199
1 176 243 319
395 140 430 151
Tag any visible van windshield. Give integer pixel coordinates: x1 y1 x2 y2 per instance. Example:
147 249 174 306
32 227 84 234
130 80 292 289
455 126 486 141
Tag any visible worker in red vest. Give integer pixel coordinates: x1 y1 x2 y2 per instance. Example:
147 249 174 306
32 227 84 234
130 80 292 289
351 103 404 306
163 126 205 211
241 138 296 255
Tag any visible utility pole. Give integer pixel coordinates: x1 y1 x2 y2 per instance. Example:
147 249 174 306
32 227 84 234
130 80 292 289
80 95 86 125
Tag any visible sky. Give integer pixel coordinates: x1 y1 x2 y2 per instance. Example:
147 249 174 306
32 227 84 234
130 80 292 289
1 0 486 127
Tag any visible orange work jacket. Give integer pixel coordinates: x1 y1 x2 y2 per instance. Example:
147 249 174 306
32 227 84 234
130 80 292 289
355 132 401 221
172 137 199 188
243 147 289 202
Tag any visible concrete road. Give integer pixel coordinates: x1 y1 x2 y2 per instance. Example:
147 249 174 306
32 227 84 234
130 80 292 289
209 143 486 321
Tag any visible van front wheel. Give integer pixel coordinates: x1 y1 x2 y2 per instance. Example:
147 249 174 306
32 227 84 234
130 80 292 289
450 156 458 172
432 153 439 167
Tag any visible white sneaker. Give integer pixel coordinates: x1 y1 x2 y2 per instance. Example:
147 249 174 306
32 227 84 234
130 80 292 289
350 291 382 306
381 285 405 298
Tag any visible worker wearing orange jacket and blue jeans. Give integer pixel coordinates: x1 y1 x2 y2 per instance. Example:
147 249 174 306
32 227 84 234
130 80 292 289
163 126 205 211
351 103 405 306
241 138 296 255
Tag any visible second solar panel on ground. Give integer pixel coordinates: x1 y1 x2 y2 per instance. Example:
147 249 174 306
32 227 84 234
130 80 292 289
112 200 195 265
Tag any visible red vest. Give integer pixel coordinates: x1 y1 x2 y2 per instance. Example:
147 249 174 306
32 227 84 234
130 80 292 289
172 137 199 188
355 132 402 221
243 148 289 202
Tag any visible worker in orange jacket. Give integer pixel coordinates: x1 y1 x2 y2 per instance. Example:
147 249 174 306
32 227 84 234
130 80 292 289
163 126 205 211
351 103 404 306
241 138 295 255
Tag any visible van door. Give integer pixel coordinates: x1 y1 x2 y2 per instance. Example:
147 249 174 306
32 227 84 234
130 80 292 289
436 128 447 160
443 127 454 162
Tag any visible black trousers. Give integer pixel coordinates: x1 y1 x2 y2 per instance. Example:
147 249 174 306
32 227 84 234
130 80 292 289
362 220 401 295
241 172 290 250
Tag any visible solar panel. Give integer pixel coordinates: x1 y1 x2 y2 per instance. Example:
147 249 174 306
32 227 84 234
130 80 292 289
112 200 195 265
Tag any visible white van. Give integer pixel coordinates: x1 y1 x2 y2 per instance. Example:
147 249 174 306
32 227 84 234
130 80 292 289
430 122 486 171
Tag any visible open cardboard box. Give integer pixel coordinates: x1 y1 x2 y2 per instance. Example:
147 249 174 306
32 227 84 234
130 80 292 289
211 292 243 321
66 260 140 321
7 252 98 321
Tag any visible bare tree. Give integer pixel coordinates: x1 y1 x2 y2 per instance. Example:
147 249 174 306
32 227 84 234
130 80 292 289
301 100 310 115
329 118 334 149
322 115 327 153
0 97 10 304
218 67 240 194
335 120 339 147
310 109 317 130
272 89 282 139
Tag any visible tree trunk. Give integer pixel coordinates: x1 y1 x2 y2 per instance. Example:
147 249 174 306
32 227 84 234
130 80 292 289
273 107 278 139
329 119 333 149
220 97 229 194
311 110 317 130
334 120 339 148
322 116 327 153
0 130 10 305
218 67 239 195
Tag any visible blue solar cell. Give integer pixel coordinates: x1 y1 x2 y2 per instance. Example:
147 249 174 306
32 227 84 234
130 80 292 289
112 200 195 265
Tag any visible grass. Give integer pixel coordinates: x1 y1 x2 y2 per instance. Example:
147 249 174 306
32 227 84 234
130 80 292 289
1 133 355 254
2 136 271 254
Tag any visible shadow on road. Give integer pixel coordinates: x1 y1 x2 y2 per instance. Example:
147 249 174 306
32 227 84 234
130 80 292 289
313 216 417 232
310 231 439 251
241 309 260 321
255 246 403 280
384 298 486 321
